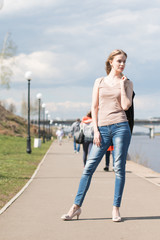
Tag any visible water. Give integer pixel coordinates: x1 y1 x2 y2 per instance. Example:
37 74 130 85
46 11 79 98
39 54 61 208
128 135 160 173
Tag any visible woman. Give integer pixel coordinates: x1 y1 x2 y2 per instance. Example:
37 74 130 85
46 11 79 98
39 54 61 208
61 49 133 222
81 111 94 166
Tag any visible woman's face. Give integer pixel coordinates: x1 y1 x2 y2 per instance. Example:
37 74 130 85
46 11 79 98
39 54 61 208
110 54 127 74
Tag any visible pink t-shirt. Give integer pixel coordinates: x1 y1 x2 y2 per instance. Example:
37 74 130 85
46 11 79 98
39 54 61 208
98 77 127 126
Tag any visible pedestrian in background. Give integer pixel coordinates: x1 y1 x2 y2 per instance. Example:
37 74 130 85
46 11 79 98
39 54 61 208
56 127 64 145
70 118 81 153
104 145 114 171
61 49 133 222
81 111 94 166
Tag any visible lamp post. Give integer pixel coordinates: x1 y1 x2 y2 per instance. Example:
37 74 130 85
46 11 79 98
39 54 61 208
48 114 51 140
25 71 32 154
50 120 53 140
42 103 46 143
45 110 49 141
36 93 42 139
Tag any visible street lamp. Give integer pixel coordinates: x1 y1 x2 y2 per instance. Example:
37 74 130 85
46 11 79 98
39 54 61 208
50 120 53 140
48 114 51 140
45 110 49 141
42 103 46 143
36 93 42 139
25 71 32 154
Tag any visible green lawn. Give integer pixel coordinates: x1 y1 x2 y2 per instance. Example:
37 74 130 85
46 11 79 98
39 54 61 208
0 135 52 209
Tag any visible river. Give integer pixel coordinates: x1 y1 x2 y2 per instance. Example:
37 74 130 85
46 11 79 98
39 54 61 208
129 134 160 173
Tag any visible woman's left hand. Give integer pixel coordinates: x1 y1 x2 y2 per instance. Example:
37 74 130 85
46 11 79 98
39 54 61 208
120 75 128 86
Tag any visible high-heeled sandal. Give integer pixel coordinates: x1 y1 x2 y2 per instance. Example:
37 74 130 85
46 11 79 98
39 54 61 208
61 207 81 221
112 215 121 222
112 212 121 222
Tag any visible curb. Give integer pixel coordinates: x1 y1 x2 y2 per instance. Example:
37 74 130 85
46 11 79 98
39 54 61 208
127 160 160 187
0 142 53 215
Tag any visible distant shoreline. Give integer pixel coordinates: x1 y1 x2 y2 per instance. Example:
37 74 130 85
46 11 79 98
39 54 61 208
133 132 160 136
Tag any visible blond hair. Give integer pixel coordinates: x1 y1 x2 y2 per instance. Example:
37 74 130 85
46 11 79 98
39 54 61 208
105 49 127 75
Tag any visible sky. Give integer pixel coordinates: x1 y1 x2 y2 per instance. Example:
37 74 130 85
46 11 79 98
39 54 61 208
0 0 160 121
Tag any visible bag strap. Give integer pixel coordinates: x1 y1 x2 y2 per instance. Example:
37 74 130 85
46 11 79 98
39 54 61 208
80 123 84 132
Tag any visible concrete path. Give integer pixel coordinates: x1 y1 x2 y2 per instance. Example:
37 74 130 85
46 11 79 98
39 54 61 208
0 139 160 240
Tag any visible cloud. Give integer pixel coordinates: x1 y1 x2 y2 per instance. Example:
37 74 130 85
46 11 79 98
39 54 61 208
10 52 61 83
46 101 91 119
44 6 160 63
6 51 90 87
0 0 3 9
134 93 160 119
0 78 93 118
1 0 65 15
3 94 92 120
1 0 160 120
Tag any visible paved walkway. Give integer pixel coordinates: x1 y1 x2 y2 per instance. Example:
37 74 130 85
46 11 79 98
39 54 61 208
0 139 160 240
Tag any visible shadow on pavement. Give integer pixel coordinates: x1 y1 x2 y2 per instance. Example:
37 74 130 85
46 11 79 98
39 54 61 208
123 216 160 221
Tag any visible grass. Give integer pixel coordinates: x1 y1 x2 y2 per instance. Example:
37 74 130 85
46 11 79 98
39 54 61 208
0 135 52 209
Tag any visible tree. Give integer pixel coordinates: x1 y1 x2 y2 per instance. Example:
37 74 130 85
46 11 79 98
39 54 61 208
0 32 17 89
31 98 38 118
8 103 16 114
21 94 38 120
21 94 27 119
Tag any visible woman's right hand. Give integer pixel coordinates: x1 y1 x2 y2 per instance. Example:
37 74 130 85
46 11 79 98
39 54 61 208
93 130 101 147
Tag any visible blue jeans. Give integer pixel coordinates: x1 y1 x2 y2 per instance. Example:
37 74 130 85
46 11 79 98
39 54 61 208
73 136 80 152
74 122 131 207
